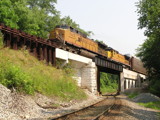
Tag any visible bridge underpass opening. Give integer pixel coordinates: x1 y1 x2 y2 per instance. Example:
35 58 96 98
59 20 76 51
99 72 119 95
97 66 121 95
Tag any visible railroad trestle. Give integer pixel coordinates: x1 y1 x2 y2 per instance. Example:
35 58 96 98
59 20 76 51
0 23 57 66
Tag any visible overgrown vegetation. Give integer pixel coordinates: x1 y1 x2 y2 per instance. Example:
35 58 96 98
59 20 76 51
136 0 160 96
0 36 86 100
0 61 34 94
100 72 118 94
138 101 160 110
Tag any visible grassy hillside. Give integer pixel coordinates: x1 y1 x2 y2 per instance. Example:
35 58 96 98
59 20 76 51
0 37 86 101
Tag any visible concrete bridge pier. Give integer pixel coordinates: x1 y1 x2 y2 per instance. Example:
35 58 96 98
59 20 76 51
120 72 125 92
81 62 97 93
136 75 142 88
71 61 98 94
126 79 129 89
56 48 98 94
130 80 132 88
133 80 136 88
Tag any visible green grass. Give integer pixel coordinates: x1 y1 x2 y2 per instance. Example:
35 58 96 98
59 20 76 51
138 101 160 110
100 86 117 94
125 92 139 99
0 47 87 101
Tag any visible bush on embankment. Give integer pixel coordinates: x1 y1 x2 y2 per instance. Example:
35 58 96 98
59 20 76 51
0 44 86 101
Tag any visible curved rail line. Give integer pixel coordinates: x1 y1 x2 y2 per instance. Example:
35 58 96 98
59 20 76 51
50 94 117 120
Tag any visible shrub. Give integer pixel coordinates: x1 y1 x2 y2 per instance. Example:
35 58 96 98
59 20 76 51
0 61 34 94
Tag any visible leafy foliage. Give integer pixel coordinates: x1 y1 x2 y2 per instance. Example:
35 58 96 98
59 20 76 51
27 0 57 14
136 0 160 96
136 0 160 36
100 72 118 94
0 0 19 29
0 60 34 94
61 16 93 37
149 76 160 96
136 35 160 76
0 0 91 38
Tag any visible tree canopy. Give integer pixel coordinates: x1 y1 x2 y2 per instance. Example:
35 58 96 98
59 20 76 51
136 0 160 95
0 0 19 29
61 16 93 37
0 0 91 38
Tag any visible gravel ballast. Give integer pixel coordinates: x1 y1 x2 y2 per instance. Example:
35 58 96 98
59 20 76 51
1 84 160 120
0 84 104 119
103 94 160 120
133 93 160 103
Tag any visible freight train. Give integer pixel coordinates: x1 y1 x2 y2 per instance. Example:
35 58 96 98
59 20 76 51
49 25 146 75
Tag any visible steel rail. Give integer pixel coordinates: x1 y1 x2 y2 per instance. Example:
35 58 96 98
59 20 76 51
50 94 117 120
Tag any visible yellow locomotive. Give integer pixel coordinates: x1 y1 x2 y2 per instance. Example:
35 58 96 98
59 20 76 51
49 25 130 67
49 25 98 54
106 48 130 66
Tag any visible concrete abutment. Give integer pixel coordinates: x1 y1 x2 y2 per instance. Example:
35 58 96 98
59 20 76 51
121 68 146 92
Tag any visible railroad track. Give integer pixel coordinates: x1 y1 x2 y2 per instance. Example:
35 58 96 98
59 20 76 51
50 94 117 120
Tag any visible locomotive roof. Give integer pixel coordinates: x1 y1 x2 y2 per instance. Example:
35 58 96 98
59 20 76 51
97 41 108 48
108 47 131 58
107 47 119 53
55 25 87 38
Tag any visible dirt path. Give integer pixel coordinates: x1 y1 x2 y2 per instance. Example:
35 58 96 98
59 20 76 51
101 94 160 120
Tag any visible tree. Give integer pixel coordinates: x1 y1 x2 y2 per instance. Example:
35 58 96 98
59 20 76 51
13 0 49 38
0 0 60 38
136 35 160 76
27 0 57 14
0 0 92 38
136 0 160 96
61 16 93 37
0 0 19 29
137 0 160 36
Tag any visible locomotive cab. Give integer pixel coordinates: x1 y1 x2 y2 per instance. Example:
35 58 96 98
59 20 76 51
49 25 70 42
97 41 108 57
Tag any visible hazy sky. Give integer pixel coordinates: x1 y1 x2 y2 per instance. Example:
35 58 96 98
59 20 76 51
55 0 146 56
